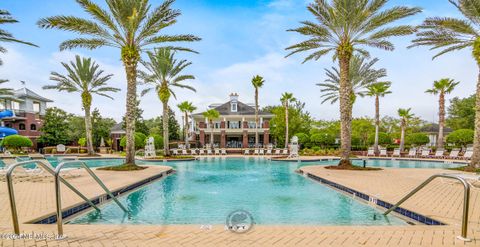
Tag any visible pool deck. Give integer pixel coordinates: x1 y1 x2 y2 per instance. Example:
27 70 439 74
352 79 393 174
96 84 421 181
1 161 480 246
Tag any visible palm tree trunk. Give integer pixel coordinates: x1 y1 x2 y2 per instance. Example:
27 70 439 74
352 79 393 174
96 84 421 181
338 55 352 166
210 120 214 145
438 92 445 149
185 112 189 147
124 60 137 165
284 103 289 148
399 123 406 152
374 95 380 154
470 70 480 168
162 100 170 156
84 104 95 156
255 89 259 148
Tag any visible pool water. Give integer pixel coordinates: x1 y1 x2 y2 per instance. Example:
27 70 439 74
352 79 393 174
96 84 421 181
291 159 463 169
44 156 124 168
70 158 406 226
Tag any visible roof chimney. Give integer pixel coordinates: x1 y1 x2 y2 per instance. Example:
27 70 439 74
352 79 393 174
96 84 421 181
229 93 239 102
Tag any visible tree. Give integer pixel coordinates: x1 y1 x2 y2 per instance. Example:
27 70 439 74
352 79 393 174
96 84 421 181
367 132 392 146
202 109 220 146
425 78 459 149
38 0 200 166
159 107 181 141
120 132 147 150
447 129 474 147
147 134 164 150
177 101 196 147
310 133 336 148
286 0 420 167
122 99 149 135
140 48 196 156
411 0 480 167
366 81 392 154
447 95 475 130
398 108 414 152
318 56 386 104
43 55 119 155
91 108 116 147
352 118 375 147
251 75 265 147
0 135 33 151
38 107 71 146
406 133 430 146
295 132 310 147
280 92 296 147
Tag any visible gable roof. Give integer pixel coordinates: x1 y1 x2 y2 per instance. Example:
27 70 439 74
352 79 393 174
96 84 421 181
14 88 53 102
193 100 271 117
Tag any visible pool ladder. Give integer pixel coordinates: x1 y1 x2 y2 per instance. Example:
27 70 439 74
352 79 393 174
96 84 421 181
383 173 471 241
5 160 129 238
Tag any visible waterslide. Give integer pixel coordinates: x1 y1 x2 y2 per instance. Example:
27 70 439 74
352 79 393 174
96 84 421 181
0 110 18 137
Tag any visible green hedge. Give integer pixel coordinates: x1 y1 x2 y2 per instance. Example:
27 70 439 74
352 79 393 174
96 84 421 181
120 132 147 150
0 135 33 150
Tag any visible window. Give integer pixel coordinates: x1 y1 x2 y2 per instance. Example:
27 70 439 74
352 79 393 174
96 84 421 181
30 124 36 131
231 103 237 112
33 102 40 112
228 121 240 129
11 101 20 110
19 123 25 130
0 100 5 110
5 123 11 128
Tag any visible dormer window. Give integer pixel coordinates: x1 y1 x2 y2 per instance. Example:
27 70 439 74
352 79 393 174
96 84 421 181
230 92 239 112
231 103 237 112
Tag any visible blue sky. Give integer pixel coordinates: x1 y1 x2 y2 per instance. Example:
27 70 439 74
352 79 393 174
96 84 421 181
0 0 476 123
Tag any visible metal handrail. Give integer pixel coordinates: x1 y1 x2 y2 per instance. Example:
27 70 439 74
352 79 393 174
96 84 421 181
5 160 100 235
384 173 471 242
55 160 129 236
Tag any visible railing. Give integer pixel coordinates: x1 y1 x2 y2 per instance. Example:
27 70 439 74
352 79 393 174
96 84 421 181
384 173 471 242
54 161 129 236
5 160 101 235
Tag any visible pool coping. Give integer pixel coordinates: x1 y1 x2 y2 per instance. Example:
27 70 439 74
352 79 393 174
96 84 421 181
297 169 446 226
271 157 468 164
29 168 176 225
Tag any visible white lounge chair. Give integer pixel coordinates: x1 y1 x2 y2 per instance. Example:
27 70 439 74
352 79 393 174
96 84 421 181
366 147 375 157
447 149 460 159
181 149 188 155
190 149 197 155
420 148 431 158
463 149 473 160
259 149 265 155
433 148 445 158
244 149 250 155
391 148 401 157
199 149 205 155
221 149 227 155
214 149 220 155
282 149 288 155
274 149 281 155
172 149 178 156
266 149 272 155
407 148 417 158
379 148 387 157
253 149 259 155
207 149 213 155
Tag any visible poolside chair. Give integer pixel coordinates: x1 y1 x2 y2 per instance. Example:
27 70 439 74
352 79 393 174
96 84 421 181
447 148 460 159
244 149 249 155
207 149 213 155
366 147 375 157
221 149 227 155
266 149 272 155
407 148 417 158
190 149 197 155
463 149 473 160
274 149 281 155
253 149 259 155
379 148 387 157
214 149 220 155
172 149 179 156
391 148 401 157
432 148 445 159
182 149 188 155
259 149 265 155
199 149 205 155
282 149 288 155
420 148 431 158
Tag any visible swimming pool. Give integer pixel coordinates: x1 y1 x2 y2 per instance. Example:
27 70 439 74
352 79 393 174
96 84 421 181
70 158 405 226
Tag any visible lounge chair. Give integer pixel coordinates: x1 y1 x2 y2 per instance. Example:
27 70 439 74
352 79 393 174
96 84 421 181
282 149 288 155
391 148 401 157
447 149 460 159
274 149 281 155
253 149 259 155
199 149 205 155
463 149 473 160
432 148 445 159
172 149 178 156
259 149 265 155
420 148 431 158
214 149 220 155
207 149 213 155
221 149 227 155
379 148 387 157
181 149 188 155
366 147 375 157
190 149 197 155
244 149 250 155
407 148 417 158
266 149 272 155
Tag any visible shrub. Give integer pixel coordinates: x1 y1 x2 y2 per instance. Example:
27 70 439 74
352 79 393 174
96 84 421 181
78 137 86 147
406 133 430 146
294 133 310 146
0 135 33 150
367 132 392 145
310 133 336 147
146 134 164 149
120 132 147 150
446 129 474 147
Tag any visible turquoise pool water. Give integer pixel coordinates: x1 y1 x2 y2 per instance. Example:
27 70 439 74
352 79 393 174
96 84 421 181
70 158 406 226
44 156 124 168
281 159 463 169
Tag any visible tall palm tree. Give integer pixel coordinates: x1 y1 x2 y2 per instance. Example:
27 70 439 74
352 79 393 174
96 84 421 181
38 0 200 166
285 0 420 167
140 48 195 156
281 92 296 148
425 78 460 149
411 0 480 167
203 109 220 147
366 81 392 154
177 101 196 148
43 55 119 155
251 75 265 148
318 55 386 104
398 108 414 152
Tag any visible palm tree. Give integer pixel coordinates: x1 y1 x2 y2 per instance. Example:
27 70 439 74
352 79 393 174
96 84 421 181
425 78 459 149
140 48 195 156
43 55 119 155
366 82 392 154
203 109 220 147
286 0 420 167
318 55 386 104
38 0 200 166
398 108 414 152
411 0 480 167
177 101 197 148
251 75 265 147
281 92 296 148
